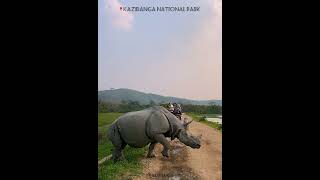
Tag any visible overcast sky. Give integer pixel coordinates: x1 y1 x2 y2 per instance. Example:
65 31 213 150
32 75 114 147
99 0 222 100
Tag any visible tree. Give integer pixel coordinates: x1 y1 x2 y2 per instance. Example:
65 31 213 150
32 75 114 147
149 100 156 106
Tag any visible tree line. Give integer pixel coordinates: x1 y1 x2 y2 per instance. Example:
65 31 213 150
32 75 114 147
98 100 147 113
177 104 222 114
98 100 222 114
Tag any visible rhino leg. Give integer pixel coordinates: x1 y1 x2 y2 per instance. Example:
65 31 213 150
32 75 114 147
153 134 170 158
119 143 127 160
111 142 127 163
147 142 156 158
108 124 127 162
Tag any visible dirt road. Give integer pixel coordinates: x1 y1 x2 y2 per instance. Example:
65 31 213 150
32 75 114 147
138 114 222 180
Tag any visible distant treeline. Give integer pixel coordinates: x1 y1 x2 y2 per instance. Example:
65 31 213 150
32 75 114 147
176 104 222 114
98 100 222 114
98 100 152 113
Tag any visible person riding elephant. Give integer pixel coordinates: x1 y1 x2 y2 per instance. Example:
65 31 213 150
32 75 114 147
167 102 174 113
172 103 182 120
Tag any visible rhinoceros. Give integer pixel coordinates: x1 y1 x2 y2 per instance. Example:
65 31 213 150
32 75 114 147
107 106 201 162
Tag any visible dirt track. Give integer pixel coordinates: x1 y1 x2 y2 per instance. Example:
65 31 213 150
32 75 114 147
138 114 222 180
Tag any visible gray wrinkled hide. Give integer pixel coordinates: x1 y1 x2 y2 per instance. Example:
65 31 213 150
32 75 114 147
107 106 184 148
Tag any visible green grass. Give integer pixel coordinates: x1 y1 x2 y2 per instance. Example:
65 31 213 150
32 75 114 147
98 113 148 180
201 114 220 118
187 112 222 131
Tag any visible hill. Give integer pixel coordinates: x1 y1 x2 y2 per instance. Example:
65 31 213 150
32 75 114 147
98 88 222 106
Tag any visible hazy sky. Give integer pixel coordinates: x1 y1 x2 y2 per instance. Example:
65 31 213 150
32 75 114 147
99 0 222 100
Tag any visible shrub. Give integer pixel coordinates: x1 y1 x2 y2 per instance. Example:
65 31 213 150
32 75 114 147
199 116 206 121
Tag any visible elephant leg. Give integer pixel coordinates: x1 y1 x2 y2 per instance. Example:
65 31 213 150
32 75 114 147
153 134 171 158
147 142 157 158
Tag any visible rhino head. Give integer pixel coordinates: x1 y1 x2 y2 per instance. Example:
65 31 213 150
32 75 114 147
177 120 201 149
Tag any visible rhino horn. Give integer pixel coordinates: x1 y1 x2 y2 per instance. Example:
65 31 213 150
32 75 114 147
184 120 193 126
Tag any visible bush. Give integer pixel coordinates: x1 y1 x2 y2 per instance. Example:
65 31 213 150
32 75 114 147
215 123 222 131
199 116 206 121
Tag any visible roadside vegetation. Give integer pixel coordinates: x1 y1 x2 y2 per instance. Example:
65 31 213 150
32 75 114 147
187 113 222 131
98 113 148 180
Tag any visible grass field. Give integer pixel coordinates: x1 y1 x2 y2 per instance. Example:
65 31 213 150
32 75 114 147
201 114 220 118
98 113 148 180
187 113 222 131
